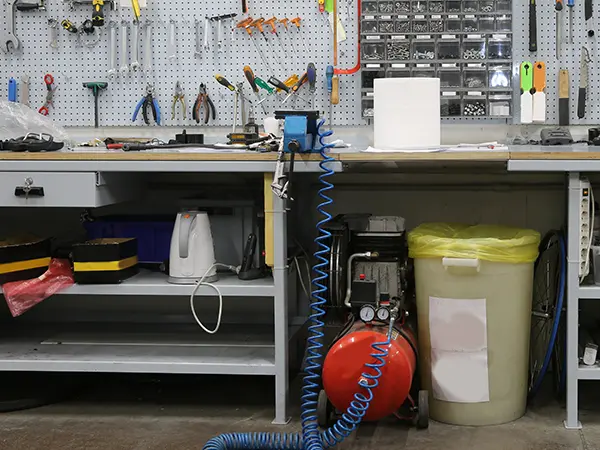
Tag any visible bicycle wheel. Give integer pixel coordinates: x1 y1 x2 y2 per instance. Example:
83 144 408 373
529 231 566 398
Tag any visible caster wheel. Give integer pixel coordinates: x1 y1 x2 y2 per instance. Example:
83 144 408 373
415 390 429 429
317 390 332 428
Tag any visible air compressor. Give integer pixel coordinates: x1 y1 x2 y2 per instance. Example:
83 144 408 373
317 215 428 429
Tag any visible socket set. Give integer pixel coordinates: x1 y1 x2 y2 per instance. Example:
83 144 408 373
361 0 513 120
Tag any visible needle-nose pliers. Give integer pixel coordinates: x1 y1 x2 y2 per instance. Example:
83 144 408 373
132 83 161 125
192 83 216 124
171 81 186 120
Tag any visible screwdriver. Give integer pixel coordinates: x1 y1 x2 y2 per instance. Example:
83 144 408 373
268 76 291 94
237 18 273 74
326 65 334 126
256 77 275 105
290 17 309 53
215 74 236 91
279 18 298 57
556 0 563 59
567 0 574 43
283 72 308 103
244 65 268 114
307 63 316 109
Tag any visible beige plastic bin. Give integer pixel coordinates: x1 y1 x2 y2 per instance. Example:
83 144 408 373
408 224 540 426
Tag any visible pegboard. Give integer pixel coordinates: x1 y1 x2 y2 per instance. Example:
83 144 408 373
0 0 360 127
513 0 599 124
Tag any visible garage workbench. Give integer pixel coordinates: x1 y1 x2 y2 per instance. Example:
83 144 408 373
0 146 598 427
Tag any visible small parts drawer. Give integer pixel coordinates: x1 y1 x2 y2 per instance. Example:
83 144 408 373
0 172 135 207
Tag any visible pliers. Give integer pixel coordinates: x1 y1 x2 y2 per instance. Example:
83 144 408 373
132 83 161 125
192 83 216 124
171 81 186 120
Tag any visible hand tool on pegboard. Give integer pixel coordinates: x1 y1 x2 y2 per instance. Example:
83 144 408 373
16 0 45 11
532 62 546 123
48 18 59 48
19 74 29 106
131 20 141 71
529 0 537 52
192 83 216 124
0 0 21 53
559 69 570 125
132 84 161 125
92 0 105 26
279 18 298 57
210 13 237 54
264 17 288 58
244 66 268 114
83 81 108 128
171 81 186 120
290 17 309 53
578 47 591 119
567 0 574 43
307 63 317 108
8 78 17 102
520 62 533 124
585 0 594 37
38 74 56 116
251 18 284 70
215 74 242 132
283 71 308 103
555 0 563 59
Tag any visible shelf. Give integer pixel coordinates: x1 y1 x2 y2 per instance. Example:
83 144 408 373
56 270 275 297
578 365 600 380
0 325 278 375
579 285 600 299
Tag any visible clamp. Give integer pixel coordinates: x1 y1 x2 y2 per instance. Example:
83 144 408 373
192 83 216 125
132 83 161 125
171 81 186 120
38 74 56 116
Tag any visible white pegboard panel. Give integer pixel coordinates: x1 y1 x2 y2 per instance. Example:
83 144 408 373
513 0 598 124
0 0 361 127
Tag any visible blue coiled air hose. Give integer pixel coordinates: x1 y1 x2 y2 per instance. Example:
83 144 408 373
203 120 393 450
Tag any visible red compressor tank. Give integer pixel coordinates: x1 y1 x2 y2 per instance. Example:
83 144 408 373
322 321 417 421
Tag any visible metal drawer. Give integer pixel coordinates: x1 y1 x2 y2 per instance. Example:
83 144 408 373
0 172 135 207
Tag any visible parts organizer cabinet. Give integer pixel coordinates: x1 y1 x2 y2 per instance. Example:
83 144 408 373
0 153 339 425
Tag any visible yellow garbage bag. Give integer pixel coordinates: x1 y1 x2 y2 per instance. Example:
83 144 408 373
408 223 541 264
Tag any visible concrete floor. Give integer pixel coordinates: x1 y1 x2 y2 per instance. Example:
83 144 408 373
0 374 598 450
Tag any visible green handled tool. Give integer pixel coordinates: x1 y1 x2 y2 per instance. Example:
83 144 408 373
83 81 108 128
244 65 267 114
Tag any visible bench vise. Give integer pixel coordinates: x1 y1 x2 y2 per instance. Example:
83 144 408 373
275 110 320 153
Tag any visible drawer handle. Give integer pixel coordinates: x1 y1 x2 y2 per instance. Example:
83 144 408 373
14 178 44 198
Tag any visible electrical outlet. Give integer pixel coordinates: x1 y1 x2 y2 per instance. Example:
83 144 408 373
577 178 592 278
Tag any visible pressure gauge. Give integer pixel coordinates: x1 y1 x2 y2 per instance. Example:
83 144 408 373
376 307 390 321
359 304 376 322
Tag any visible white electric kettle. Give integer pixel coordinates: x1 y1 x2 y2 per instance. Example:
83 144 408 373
168 210 217 284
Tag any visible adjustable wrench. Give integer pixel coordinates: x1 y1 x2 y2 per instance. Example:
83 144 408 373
1 0 21 53
119 20 129 75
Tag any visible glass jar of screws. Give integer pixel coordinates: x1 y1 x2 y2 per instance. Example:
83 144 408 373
379 1 394 13
412 19 429 33
463 68 487 88
430 18 444 32
362 20 378 34
412 0 427 12
429 1 444 12
463 17 479 32
489 66 511 88
362 97 374 118
379 20 395 33
395 19 411 33
362 0 378 13
480 0 495 12
463 1 478 12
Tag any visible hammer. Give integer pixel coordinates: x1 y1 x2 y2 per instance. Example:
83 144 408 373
83 81 108 128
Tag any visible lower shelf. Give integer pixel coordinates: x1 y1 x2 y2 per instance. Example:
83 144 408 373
578 365 600 380
0 324 278 375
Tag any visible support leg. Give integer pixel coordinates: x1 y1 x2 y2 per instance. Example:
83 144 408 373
565 171 582 429
272 188 290 425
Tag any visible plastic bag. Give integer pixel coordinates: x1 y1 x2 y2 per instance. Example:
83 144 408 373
2 259 74 317
408 223 541 264
0 100 73 146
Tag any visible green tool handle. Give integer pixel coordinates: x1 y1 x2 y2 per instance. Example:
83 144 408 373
255 77 274 94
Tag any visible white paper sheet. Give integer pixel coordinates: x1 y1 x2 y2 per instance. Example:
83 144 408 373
429 296 490 403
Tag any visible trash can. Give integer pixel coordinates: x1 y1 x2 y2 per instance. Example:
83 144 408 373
408 223 540 426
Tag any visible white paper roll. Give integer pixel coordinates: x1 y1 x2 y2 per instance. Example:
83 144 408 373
374 78 441 149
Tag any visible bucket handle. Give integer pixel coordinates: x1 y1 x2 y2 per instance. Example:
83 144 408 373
442 257 480 272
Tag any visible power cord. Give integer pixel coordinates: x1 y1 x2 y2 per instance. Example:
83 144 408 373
581 188 595 283
190 263 239 334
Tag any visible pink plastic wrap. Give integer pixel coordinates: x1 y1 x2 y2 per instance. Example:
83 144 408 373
2 259 74 317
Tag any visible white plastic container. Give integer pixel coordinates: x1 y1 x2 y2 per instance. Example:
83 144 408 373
408 224 540 426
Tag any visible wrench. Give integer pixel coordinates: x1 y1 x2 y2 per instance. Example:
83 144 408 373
119 20 129 75
130 20 140 71
142 20 153 73
108 21 117 77
167 18 177 62
1 0 21 53
194 18 202 57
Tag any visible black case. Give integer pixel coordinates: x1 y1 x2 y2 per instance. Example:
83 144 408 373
72 238 139 284
0 237 51 284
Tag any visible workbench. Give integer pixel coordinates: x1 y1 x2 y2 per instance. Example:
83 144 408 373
0 146 597 427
